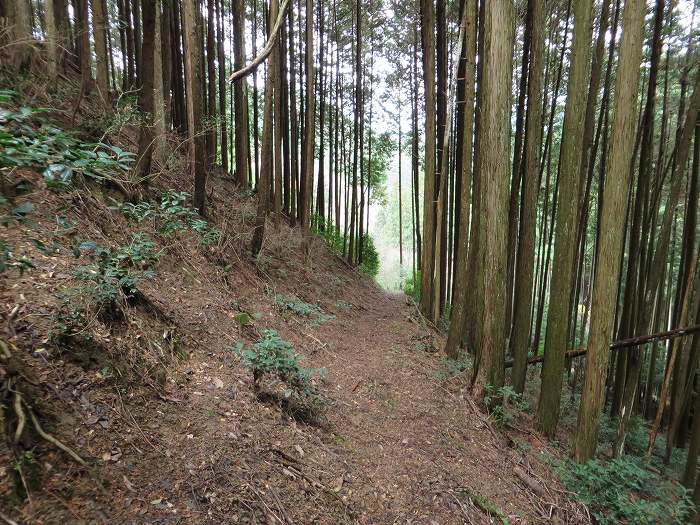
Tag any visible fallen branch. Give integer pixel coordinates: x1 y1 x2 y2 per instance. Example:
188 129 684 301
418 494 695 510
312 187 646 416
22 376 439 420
504 323 700 368
457 487 510 524
513 465 545 497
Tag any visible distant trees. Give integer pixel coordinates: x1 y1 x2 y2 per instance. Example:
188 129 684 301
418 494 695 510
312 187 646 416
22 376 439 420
14 0 700 479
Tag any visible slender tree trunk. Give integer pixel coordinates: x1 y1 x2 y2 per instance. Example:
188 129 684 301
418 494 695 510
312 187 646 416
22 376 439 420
537 0 594 437
215 0 228 173
471 0 514 401
444 0 476 360
573 0 646 463
92 0 111 104
511 0 545 394
182 0 207 214
301 0 316 255
134 0 157 184
348 0 361 264
232 0 250 187
419 0 437 316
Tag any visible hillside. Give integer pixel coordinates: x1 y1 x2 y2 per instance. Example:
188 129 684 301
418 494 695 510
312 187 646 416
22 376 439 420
0 85 589 524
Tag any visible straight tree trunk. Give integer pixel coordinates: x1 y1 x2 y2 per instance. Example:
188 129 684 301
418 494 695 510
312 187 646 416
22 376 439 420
182 0 207 214
205 0 217 168
444 0 477 360
215 0 228 172
301 0 316 255
348 0 361 264
419 0 437 316
471 0 514 401
44 0 59 78
573 0 646 463
92 0 111 104
511 0 545 394
134 0 157 184
232 0 250 187
537 0 594 437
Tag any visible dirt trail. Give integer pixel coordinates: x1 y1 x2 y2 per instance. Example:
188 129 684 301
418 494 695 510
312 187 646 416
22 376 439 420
75 277 585 525
1 171 588 525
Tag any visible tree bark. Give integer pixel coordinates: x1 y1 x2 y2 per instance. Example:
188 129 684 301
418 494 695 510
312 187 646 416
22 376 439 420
471 0 514 401
511 0 545 394
182 0 207 214
573 0 646 463
537 0 594 437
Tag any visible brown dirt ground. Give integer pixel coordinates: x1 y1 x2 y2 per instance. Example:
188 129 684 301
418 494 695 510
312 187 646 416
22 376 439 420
1 132 591 525
0 169 588 525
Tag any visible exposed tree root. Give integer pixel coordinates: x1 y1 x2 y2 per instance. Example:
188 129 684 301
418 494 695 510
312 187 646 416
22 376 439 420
27 405 86 466
1 339 87 467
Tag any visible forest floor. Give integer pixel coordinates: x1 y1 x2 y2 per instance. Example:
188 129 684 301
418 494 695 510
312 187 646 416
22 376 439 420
1 85 590 524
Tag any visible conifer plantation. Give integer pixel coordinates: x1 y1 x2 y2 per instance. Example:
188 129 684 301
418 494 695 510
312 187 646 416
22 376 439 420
3 0 700 523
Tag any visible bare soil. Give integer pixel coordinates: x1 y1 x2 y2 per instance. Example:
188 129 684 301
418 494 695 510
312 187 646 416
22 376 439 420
1 165 590 525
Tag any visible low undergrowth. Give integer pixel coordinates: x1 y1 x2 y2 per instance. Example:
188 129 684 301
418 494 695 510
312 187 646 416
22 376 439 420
311 214 380 278
1 90 135 190
556 455 694 524
235 329 326 421
118 190 221 246
274 294 335 326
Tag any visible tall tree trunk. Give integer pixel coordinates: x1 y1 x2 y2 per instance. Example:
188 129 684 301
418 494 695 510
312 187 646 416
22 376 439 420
250 34 276 256
301 0 316 255
92 0 111 104
348 0 361 264
182 0 207 214
44 0 58 78
537 0 594 437
511 0 545 394
471 0 514 401
232 0 250 187
573 0 646 463
205 0 217 169
444 0 477 360
419 0 437 316
215 0 228 173
134 0 157 184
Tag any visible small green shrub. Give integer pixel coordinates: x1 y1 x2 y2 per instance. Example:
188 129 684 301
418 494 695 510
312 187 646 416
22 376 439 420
484 385 529 428
120 190 221 245
53 234 160 339
436 354 471 380
0 92 135 189
557 456 695 525
310 215 380 278
359 234 380 278
275 294 336 326
403 270 421 302
236 329 326 414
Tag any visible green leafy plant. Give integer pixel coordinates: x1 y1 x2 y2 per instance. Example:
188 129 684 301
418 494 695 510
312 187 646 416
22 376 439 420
53 234 160 340
402 270 421 302
120 191 221 245
236 329 326 414
274 294 336 326
484 385 529 428
0 93 135 189
359 234 380 278
556 456 695 525
436 354 472 380
311 214 346 255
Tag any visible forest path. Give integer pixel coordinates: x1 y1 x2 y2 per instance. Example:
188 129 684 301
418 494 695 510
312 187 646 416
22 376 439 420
110 278 585 525
289 286 578 524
